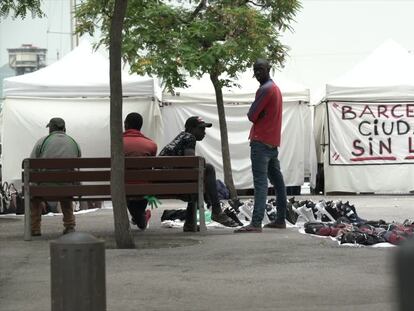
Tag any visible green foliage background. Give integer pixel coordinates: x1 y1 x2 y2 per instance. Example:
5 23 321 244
0 0 43 19
76 0 301 90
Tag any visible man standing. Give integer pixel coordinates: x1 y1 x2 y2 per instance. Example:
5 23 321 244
159 116 238 231
123 112 157 230
235 59 287 233
30 117 81 236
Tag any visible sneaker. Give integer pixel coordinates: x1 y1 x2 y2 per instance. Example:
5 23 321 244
263 222 286 229
228 199 243 213
31 230 41 236
234 224 262 233
136 209 151 230
145 210 151 228
223 207 243 226
239 201 254 221
63 227 75 235
211 212 239 227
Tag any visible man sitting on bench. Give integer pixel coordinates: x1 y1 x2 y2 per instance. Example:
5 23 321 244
123 112 157 230
30 117 81 236
159 116 238 231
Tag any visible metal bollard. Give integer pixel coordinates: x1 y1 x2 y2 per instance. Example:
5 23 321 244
396 238 414 311
50 232 106 311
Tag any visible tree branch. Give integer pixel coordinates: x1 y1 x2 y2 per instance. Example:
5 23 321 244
189 0 207 20
246 1 265 7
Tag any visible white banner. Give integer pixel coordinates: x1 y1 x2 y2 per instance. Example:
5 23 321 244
327 101 414 165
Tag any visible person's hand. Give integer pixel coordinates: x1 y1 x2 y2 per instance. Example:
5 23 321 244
144 195 162 209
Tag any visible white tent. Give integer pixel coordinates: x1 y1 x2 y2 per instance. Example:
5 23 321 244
162 72 316 190
315 39 414 193
1 40 163 185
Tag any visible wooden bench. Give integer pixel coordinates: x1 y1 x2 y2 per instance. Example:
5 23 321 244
22 156 206 240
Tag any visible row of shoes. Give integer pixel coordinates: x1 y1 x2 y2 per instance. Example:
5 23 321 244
286 198 366 225
237 199 280 225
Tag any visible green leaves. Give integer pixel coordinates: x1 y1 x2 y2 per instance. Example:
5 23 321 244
0 0 44 19
75 0 301 90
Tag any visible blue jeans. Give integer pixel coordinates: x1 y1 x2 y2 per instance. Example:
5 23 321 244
250 140 287 227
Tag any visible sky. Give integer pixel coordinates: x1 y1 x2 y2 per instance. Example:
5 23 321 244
1 0 414 101
0 0 72 65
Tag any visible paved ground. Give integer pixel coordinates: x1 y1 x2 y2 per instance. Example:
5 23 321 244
1 195 413 311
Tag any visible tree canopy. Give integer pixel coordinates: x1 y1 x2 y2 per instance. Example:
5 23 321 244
77 0 301 200
0 0 44 19
76 0 301 90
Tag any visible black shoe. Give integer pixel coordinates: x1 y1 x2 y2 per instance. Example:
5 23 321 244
223 207 243 226
211 212 239 227
136 210 151 230
228 199 243 213
263 222 286 229
31 230 41 236
62 227 75 235
183 223 200 232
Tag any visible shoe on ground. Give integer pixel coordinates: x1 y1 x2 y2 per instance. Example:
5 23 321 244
223 207 243 226
31 230 41 236
263 222 286 229
183 223 200 232
211 212 239 227
136 209 151 230
228 199 243 213
63 227 75 235
234 224 262 233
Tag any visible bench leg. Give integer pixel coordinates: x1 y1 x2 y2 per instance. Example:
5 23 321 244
24 200 31 241
197 157 207 232
197 200 207 233
23 160 31 241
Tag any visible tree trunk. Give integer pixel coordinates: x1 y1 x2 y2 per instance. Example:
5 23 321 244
210 73 238 200
109 0 135 248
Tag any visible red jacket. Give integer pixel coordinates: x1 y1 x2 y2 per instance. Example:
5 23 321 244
247 79 283 147
123 129 157 156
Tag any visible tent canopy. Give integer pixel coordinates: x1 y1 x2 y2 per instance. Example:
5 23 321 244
325 39 414 102
3 40 161 99
163 71 310 104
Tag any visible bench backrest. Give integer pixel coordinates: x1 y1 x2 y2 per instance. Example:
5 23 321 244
22 156 205 200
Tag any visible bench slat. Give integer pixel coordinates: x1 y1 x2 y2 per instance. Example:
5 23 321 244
27 169 199 183
24 156 201 169
125 156 200 168
24 158 110 169
30 183 198 197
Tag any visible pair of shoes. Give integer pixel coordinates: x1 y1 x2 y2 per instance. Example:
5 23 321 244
211 212 239 227
263 222 286 229
136 210 151 230
63 227 75 235
183 223 200 232
234 224 262 233
31 230 41 236
223 206 243 226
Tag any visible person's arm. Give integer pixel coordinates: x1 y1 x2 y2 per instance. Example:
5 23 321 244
151 143 158 156
247 85 270 123
183 135 197 156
